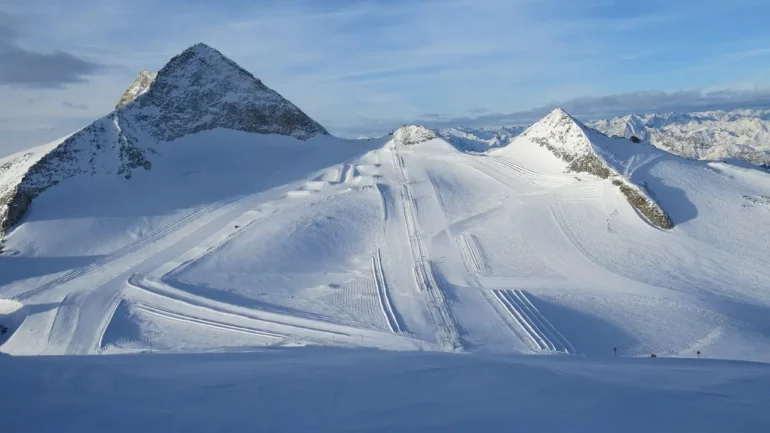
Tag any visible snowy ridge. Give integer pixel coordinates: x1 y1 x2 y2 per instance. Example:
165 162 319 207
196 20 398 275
0 110 156 238
0 142 62 238
0 43 329 240
116 69 157 109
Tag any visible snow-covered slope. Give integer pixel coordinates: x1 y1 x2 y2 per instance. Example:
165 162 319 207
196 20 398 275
2 347 769 433
0 43 328 239
588 109 770 167
3 102 770 363
497 108 673 229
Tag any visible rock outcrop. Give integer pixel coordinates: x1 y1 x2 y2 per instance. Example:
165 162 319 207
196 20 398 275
392 125 439 146
116 69 157 109
520 108 674 230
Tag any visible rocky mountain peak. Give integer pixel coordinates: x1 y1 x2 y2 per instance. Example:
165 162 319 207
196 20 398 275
124 42 328 141
520 108 595 158
115 69 157 109
393 125 439 146
514 108 673 229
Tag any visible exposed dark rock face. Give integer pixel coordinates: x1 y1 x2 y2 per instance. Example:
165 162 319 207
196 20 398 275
0 187 32 235
612 179 674 230
1 112 155 237
127 43 328 142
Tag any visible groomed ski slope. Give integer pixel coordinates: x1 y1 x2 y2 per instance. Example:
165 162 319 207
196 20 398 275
2 122 770 362
2 347 769 433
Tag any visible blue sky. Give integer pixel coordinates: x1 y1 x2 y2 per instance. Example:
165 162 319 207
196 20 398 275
1 0 769 152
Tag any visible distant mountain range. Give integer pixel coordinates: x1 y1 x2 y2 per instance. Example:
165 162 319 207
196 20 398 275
436 109 770 167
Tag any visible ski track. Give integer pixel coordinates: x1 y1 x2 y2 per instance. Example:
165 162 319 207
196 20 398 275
390 145 462 351
492 289 573 354
134 303 286 340
489 156 575 188
14 201 225 301
127 276 362 340
372 248 403 334
27 144 354 353
455 233 488 275
15 139 344 303
46 292 85 346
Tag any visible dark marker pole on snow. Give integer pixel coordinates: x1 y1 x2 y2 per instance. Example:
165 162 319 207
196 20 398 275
613 347 617 357
697 350 701 359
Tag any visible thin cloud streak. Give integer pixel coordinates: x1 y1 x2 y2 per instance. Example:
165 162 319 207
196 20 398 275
0 12 103 88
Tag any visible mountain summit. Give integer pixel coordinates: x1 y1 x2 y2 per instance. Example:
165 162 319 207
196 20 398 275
0 43 329 238
499 108 674 229
124 43 328 141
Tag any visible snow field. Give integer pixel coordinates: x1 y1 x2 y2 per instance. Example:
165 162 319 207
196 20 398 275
2 124 770 361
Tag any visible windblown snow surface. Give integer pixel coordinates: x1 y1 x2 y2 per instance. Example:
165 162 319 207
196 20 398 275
1 347 769 432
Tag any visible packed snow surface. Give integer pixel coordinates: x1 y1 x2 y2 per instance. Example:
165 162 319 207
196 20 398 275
1 347 769 433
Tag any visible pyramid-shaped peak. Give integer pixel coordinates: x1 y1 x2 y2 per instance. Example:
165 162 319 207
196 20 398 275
124 43 328 141
518 107 595 161
540 107 581 125
522 107 587 139
186 42 220 54
156 42 255 81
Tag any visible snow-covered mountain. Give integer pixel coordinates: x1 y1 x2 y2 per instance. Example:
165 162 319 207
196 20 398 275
587 110 770 167
440 109 770 167
500 108 672 229
0 43 327 239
